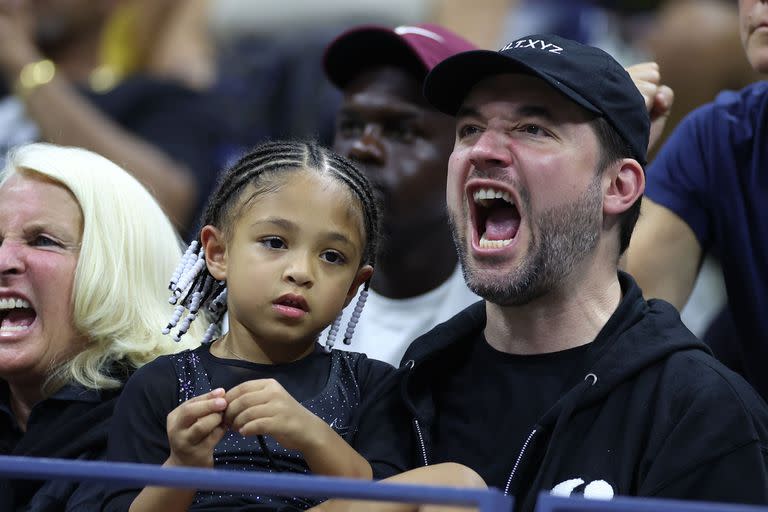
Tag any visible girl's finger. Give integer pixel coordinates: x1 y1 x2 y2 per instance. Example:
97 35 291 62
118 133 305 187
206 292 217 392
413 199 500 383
237 417 273 437
171 396 227 429
224 379 270 403
226 402 274 432
184 412 225 445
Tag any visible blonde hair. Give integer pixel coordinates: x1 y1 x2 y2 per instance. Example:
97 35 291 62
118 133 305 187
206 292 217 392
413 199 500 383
0 143 202 392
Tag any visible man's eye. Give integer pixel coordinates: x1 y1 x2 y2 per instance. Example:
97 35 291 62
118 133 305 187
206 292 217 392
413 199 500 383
260 237 286 249
338 119 363 137
521 124 545 136
457 124 481 138
320 250 346 265
389 124 416 142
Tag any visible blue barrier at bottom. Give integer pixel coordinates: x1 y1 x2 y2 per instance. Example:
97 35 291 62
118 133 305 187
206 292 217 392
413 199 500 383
535 492 768 512
0 455 514 511
4 455 765 512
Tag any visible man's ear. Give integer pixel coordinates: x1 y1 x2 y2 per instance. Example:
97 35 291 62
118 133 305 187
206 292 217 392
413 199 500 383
201 225 227 281
603 158 645 216
344 265 374 307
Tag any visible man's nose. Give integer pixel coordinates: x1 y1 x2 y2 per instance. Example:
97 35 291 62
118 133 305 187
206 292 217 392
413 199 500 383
348 125 385 165
469 130 512 170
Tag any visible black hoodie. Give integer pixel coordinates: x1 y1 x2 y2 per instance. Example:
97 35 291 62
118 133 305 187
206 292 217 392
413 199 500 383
399 273 768 512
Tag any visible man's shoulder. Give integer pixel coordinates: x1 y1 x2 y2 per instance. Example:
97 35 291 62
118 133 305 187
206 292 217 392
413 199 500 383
400 300 485 366
658 348 768 429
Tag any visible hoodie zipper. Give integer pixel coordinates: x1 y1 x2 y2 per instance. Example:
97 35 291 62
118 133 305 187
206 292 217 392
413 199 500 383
501 375 597 497
413 418 430 466
503 428 537 496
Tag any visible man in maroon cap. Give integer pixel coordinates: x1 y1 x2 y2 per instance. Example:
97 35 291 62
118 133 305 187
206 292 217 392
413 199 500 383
322 24 480 366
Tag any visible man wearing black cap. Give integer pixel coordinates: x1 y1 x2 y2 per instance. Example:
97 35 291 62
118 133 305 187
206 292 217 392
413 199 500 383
395 34 768 510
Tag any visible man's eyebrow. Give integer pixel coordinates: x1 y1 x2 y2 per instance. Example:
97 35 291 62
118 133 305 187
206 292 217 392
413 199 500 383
456 106 481 119
516 105 555 121
339 105 423 120
456 104 556 121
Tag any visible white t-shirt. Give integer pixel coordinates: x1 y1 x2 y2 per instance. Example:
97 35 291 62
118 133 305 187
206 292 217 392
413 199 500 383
322 265 480 366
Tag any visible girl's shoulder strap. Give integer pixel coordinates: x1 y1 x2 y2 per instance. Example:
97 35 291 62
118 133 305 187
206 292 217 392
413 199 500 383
330 348 365 372
169 348 213 402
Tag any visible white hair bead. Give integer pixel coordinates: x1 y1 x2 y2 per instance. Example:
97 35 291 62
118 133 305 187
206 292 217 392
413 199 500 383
343 288 368 345
325 314 342 352
170 241 199 289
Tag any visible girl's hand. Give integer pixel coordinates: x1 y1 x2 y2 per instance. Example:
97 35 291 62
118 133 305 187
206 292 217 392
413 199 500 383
166 388 228 468
224 379 327 452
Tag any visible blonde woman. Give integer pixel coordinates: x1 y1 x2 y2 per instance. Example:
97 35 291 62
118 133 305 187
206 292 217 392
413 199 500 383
0 143 201 511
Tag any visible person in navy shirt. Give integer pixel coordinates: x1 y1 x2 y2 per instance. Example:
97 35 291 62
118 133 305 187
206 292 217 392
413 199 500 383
626 0 768 401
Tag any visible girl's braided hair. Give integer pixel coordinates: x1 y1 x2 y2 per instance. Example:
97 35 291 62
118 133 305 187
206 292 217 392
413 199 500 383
163 140 381 346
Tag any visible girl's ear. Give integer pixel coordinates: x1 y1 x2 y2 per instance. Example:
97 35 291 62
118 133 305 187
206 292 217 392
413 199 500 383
603 158 645 216
344 265 374 307
201 225 227 281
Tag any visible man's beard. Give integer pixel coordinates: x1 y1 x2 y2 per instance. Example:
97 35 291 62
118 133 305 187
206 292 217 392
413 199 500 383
450 175 603 306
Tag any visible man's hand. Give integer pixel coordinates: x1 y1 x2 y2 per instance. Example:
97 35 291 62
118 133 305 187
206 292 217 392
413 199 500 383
627 62 674 152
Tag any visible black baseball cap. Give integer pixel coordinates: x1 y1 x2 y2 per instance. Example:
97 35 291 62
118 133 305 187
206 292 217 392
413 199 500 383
423 34 650 165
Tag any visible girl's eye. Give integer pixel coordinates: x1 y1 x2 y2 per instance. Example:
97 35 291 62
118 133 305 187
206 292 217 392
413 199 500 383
260 237 286 249
320 250 346 265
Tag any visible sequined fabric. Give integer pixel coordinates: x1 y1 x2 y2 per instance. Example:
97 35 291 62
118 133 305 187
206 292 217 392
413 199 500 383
170 348 363 509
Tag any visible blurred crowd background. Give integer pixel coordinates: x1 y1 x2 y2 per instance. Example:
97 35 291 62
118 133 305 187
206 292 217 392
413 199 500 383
1 0 758 341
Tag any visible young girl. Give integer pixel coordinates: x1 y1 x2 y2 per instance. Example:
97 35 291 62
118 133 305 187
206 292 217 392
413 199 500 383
102 141 411 512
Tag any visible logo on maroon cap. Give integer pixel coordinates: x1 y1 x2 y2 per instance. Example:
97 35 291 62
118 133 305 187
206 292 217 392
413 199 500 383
394 25 446 42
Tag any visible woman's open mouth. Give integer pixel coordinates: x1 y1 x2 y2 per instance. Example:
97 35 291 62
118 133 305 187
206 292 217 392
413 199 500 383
0 297 36 336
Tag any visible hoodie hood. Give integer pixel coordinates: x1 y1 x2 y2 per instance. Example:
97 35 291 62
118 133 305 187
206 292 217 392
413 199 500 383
402 272 708 424
550 275 707 418
400 272 768 511
399 272 711 478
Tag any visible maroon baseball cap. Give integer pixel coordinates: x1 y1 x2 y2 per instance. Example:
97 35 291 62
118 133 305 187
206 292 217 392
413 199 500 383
323 23 477 89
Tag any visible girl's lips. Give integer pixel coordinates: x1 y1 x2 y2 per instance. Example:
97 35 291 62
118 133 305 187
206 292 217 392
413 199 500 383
272 303 308 319
272 293 310 319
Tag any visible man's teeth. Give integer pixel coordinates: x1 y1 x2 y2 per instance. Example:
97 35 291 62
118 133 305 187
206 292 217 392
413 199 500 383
473 188 513 205
0 298 31 310
479 233 512 249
